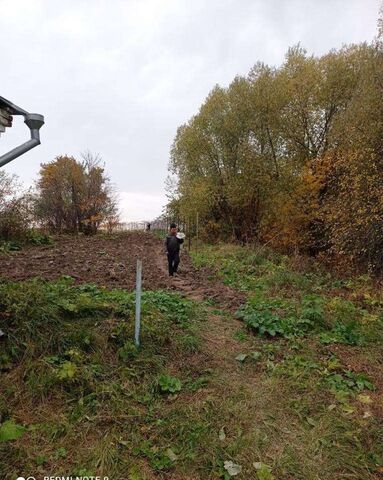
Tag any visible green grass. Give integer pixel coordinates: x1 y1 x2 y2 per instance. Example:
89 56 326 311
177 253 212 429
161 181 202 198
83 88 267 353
190 243 383 479
191 243 383 345
0 277 208 479
1 242 383 479
191 243 317 293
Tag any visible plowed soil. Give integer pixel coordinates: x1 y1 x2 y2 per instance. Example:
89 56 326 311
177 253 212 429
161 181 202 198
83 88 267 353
0 232 245 310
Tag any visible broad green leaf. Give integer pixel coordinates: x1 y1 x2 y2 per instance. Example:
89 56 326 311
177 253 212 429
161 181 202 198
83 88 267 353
251 351 262 361
158 375 182 393
253 462 275 480
0 420 26 442
56 361 77 380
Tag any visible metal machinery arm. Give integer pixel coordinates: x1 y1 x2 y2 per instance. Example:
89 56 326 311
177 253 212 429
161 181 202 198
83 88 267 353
0 96 44 168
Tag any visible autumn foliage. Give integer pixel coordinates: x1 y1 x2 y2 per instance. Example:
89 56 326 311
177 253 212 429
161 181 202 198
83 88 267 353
168 34 383 271
35 153 118 234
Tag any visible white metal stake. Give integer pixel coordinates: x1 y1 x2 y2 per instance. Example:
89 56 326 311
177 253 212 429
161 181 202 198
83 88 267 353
135 259 142 348
196 211 199 254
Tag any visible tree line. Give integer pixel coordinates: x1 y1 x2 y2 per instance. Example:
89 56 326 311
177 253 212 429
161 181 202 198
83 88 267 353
168 24 383 271
0 152 119 240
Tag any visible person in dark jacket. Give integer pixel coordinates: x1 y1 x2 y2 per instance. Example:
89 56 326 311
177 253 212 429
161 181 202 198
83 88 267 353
164 223 184 276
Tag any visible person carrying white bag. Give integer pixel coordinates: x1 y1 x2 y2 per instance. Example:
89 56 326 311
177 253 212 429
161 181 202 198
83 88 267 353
164 223 185 276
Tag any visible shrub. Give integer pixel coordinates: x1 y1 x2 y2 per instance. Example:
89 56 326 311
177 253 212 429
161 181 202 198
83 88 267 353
236 295 324 338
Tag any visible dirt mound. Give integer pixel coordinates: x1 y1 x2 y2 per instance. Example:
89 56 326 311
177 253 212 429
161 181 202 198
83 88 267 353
0 232 245 310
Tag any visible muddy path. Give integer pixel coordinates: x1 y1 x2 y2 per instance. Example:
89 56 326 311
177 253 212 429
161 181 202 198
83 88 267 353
0 232 245 310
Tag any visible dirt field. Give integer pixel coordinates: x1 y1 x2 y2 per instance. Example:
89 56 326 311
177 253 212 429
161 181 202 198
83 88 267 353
0 232 244 309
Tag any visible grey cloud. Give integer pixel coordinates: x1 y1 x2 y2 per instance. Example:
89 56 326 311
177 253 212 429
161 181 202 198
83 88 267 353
0 0 380 220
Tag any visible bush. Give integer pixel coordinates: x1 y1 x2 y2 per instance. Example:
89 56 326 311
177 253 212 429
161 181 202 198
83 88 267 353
236 295 324 338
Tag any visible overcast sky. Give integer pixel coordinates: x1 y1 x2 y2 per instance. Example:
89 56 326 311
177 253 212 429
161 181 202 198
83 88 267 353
0 0 380 221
